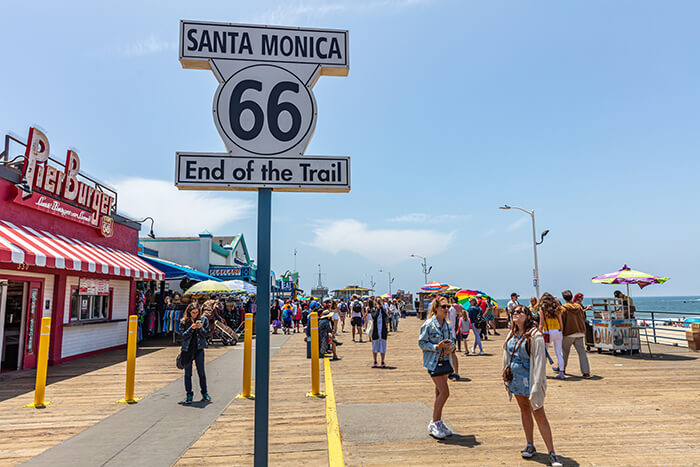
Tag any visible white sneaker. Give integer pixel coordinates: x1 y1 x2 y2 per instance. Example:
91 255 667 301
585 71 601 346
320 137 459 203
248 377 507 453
428 421 446 439
438 420 452 436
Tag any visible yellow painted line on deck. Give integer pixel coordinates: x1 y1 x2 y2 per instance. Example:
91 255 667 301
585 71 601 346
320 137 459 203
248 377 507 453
323 357 344 466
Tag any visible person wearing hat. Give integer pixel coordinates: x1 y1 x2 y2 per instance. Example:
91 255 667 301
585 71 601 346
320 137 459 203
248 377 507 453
319 308 340 360
507 293 521 327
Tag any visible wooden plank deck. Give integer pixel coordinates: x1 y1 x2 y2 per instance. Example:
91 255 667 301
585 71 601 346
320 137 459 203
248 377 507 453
0 339 231 466
180 317 700 466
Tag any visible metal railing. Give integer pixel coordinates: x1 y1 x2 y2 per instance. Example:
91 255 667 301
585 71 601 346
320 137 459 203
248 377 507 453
588 310 700 345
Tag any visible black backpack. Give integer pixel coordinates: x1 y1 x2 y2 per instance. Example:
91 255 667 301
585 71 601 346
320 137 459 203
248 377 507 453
352 301 362 313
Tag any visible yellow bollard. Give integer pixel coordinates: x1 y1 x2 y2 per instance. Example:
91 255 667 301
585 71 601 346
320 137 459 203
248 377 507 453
236 313 255 399
307 311 325 397
25 317 52 408
118 315 141 403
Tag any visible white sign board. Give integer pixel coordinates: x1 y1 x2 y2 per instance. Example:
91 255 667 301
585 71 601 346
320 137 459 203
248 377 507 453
175 152 350 192
176 20 350 193
180 21 348 71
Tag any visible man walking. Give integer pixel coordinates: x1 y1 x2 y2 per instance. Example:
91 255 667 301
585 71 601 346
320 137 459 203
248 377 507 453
350 294 365 343
560 290 592 378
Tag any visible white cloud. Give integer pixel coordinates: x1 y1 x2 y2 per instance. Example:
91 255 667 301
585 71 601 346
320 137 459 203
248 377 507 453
117 34 176 57
505 217 529 231
111 177 254 236
307 218 454 265
389 212 460 223
485 216 529 237
253 0 434 24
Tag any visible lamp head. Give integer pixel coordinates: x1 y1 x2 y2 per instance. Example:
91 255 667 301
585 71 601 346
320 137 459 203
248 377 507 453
542 230 550 237
499 205 511 210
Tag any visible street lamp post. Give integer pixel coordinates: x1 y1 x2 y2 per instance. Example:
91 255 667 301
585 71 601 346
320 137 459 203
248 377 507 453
499 205 549 298
409 254 431 284
378 269 394 295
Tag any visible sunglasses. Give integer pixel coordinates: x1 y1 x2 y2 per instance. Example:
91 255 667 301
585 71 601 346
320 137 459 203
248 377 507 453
440 304 450 309
512 310 524 315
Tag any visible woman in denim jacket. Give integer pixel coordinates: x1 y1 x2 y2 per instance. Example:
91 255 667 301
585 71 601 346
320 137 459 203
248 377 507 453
419 296 456 439
179 304 211 404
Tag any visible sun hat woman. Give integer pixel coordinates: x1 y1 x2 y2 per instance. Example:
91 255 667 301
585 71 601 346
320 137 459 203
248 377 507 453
502 305 563 467
419 296 456 439
179 303 211 404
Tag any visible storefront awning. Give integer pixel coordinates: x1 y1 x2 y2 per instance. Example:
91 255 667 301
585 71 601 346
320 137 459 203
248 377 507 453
0 220 164 280
139 255 221 282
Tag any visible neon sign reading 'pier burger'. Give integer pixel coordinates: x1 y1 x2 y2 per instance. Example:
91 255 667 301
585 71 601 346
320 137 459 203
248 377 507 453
12 126 116 237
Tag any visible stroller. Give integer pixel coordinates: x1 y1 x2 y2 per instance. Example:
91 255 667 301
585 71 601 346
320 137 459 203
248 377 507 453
202 299 238 346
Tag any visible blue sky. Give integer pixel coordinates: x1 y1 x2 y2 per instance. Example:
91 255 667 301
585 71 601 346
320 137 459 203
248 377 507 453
1 1 698 298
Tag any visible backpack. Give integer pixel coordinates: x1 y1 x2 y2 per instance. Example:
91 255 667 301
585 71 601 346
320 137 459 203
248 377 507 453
339 302 348 313
352 301 362 313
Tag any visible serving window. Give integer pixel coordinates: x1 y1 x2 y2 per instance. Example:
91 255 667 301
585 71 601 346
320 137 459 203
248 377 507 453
69 286 113 322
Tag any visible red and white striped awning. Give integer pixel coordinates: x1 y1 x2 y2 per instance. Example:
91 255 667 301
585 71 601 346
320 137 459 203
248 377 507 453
0 220 164 280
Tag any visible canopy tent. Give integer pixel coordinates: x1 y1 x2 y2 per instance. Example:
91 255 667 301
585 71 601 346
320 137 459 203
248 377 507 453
139 255 221 282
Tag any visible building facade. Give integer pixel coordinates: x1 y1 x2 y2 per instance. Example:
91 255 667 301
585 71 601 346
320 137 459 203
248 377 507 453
0 127 163 372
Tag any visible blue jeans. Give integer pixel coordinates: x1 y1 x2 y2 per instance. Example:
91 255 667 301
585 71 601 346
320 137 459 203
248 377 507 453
471 323 483 352
184 350 207 396
391 314 399 331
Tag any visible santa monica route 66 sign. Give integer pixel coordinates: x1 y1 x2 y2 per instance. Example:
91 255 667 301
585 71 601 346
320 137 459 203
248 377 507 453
175 20 350 192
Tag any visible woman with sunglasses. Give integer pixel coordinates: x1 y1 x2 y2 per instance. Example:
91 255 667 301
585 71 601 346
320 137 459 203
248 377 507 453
503 305 562 467
419 296 456 439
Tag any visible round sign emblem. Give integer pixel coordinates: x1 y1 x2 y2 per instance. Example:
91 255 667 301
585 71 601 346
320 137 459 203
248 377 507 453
214 64 316 156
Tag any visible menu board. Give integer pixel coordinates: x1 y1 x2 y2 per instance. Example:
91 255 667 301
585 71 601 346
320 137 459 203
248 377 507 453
79 278 110 296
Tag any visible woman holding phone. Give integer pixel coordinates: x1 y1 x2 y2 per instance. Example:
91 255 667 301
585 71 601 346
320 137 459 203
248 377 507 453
179 304 211 404
419 296 456 439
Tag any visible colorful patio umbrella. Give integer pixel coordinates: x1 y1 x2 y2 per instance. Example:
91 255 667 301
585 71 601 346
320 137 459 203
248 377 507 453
381 293 392 299
421 281 449 293
184 280 237 296
455 289 499 309
591 265 669 290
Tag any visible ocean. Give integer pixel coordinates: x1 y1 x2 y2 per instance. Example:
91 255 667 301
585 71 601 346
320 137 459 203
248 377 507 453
497 296 700 321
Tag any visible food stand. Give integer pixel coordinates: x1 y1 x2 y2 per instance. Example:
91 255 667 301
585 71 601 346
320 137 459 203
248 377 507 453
590 298 640 354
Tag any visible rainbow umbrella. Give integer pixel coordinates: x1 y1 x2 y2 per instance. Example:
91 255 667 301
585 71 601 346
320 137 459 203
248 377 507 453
421 281 449 293
456 289 499 309
381 293 392 299
591 264 669 290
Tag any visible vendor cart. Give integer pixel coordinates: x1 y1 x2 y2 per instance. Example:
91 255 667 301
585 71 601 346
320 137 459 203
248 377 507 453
590 298 640 354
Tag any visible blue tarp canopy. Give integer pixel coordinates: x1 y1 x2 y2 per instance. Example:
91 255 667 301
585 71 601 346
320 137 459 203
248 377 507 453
139 255 221 282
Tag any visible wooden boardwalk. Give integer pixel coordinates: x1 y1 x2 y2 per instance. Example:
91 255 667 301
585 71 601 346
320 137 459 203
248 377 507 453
0 339 231 466
182 317 700 466
2 318 699 466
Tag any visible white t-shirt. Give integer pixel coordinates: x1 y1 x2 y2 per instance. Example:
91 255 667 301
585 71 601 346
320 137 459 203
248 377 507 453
448 305 458 339
507 299 519 312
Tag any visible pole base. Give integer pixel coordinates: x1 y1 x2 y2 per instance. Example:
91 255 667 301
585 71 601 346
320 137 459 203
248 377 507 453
306 392 326 398
24 401 52 408
117 397 141 404
236 394 255 399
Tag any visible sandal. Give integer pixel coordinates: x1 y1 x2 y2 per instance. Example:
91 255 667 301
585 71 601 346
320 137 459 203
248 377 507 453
380 363 386 368
372 363 378 368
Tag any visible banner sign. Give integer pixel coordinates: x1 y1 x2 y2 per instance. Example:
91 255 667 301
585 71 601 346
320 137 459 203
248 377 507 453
79 278 110 296
175 152 350 192
10 127 117 237
209 266 249 279
176 20 350 192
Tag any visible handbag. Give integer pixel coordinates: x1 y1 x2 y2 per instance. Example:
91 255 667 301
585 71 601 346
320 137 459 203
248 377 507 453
429 356 454 377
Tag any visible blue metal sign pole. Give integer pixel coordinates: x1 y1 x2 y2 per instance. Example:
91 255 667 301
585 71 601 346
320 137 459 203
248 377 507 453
254 187 272 467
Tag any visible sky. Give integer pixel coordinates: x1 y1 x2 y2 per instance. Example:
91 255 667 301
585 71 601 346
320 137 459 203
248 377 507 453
1 0 699 298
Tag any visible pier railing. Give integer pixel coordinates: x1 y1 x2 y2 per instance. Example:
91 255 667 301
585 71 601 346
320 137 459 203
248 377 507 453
610 310 699 346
